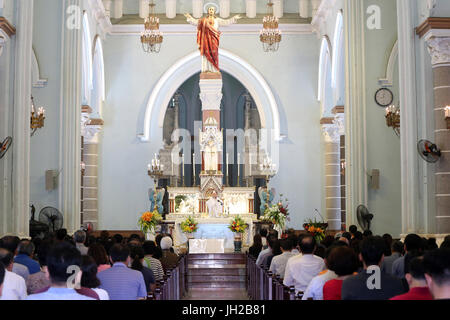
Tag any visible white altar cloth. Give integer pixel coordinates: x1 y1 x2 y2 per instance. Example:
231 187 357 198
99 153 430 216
189 239 225 253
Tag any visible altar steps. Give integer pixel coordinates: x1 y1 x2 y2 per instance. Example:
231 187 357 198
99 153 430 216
186 253 248 292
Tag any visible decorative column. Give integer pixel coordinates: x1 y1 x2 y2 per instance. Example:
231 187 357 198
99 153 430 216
299 0 309 18
219 0 230 18
344 0 368 226
60 0 82 234
12 0 33 238
81 108 104 230
113 0 123 19
273 0 283 19
165 0 176 19
246 0 256 19
139 0 149 19
417 18 450 234
333 106 346 230
396 0 421 234
321 118 342 231
192 0 203 19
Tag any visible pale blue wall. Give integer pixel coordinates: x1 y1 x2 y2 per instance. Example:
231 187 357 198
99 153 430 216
99 32 322 230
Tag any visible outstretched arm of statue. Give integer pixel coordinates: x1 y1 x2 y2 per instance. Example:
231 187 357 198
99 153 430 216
218 14 242 26
184 13 199 26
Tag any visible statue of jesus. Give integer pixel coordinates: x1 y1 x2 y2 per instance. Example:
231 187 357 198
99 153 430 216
185 5 241 73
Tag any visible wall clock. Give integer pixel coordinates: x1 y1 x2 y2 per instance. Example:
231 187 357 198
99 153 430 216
375 88 394 107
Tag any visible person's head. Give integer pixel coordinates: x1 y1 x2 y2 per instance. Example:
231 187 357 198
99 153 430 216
426 238 438 251
142 240 157 256
299 234 316 254
321 235 335 248
271 240 282 256
46 242 82 286
0 236 20 255
36 240 52 268
74 230 86 244
341 232 352 241
268 229 278 239
128 234 142 243
17 240 35 257
0 261 5 297
327 246 359 277
212 190 218 198
259 228 268 238
267 235 277 249
207 6 216 17
423 248 450 299
440 240 450 250
155 234 164 247
338 237 350 246
353 231 363 241
404 233 423 254
252 234 262 247
80 255 100 289
279 239 293 252
362 230 373 238
129 245 145 271
405 256 427 288
55 229 68 241
109 244 130 264
349 225 357 235
160 236 173 251
112 234 124 244
391 240 404 255
88 243 109 266
100 230 109 241
0 248 14 270
359 236 385 267
382 233 393 256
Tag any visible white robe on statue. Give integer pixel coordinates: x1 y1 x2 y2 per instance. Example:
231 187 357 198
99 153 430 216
206 197 223 218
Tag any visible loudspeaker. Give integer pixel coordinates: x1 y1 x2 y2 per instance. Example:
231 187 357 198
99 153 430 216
45 170 58 191
370 169 380 190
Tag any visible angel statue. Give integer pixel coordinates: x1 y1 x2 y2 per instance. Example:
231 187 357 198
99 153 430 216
149 187 165 215
258 186 275 215
185 3 241 73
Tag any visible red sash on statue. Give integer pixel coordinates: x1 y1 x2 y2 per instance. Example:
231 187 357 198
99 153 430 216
197 18 221 71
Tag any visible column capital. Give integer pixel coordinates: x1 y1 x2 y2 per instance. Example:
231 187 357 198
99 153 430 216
322 123 340 143
0 17 15 57
425 36 450 66
417 17 450 66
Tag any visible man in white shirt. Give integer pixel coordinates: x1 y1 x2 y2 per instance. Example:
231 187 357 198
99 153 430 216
74 230 89 256
0 249 27 300
256 235 277 266
206 191 223 218
269 238 296 279
284 235 325 293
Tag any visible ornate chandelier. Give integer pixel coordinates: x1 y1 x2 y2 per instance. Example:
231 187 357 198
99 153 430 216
30 95 45 137
140 0 163 53
385 104 400 136
260 1 282 52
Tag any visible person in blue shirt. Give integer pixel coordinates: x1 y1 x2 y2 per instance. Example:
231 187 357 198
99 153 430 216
14 240 40 275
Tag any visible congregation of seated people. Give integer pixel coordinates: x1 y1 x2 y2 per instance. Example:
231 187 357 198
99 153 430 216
0 230 180 300
251 226 450 300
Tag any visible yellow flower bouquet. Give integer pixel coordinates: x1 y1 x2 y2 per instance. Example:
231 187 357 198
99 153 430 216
180 216 198 234
228 216 248 234
138 210 162 234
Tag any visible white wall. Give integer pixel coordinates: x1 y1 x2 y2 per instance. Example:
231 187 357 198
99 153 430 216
99 32 322 230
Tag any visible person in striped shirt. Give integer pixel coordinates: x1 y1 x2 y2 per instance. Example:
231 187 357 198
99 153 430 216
142 241 164 282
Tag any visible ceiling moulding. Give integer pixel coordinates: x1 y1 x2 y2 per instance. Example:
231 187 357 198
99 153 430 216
110 23 313 36
311 0 338 37
0 16 15 37
87 0 112 37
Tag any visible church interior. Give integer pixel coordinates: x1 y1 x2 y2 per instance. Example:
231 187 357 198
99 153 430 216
0 0 450 302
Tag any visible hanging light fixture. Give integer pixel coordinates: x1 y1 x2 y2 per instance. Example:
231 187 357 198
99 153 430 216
140 0 163 53
30 95 45 137
260 1 282 52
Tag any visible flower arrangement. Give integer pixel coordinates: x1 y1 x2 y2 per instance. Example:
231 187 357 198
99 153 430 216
228 216 248 234
260 195 289 229
303 218 328 243
138 210 162 234
180 216 198 234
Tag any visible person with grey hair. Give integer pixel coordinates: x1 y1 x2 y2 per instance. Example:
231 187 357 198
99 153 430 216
159 236 179 273
14 240 40 275
74 230 88 256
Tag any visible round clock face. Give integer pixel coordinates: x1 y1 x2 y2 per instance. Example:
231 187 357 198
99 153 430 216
375 88 394 107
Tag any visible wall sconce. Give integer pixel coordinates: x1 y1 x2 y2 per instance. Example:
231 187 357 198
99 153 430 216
148 153 164 185
445 106 450 129
80 162 86 176
30 95 45 137
385 105 400 136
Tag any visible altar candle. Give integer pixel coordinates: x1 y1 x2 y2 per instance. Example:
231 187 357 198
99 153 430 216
226 153 229 173
171 153 174 175
193 153 195 183
237 153 240 177
182 153 184 176
249 153 252 176
148 164 151 171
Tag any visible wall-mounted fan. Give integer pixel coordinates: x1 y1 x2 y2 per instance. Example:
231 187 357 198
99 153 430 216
0 136 12 159
417 139 441 163
29 204 49 238
38 206 63 232
356 205 374 231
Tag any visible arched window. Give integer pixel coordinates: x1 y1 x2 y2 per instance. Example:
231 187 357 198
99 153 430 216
318 36 332 102
332 11 345 104
81 12 93 105
91 36 105 116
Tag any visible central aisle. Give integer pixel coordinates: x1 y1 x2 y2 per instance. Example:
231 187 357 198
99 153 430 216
182 253 249 300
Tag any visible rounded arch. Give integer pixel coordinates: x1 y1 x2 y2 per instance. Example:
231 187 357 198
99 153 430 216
139 49 281 142
81 11 93 105
318 36 332 102
91 35 105 116
331 11 344 88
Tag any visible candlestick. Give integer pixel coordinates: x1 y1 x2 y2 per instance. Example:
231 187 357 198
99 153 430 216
171 153 174 176
237 153 240 186
249 153 252 176
192 153 195 186
445 106 450 118
182 153 185 186
226 153 230 187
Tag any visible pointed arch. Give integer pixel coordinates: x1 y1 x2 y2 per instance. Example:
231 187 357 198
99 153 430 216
91 35 105 116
